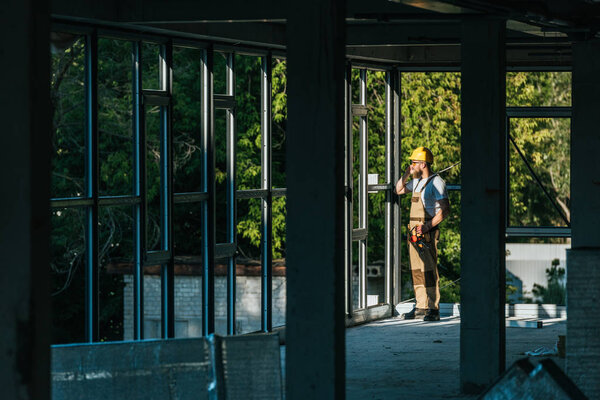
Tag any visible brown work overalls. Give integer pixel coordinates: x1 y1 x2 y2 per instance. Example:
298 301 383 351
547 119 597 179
408 176 441 310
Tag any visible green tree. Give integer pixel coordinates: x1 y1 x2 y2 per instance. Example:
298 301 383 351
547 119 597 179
507 72 571 227
531 259 566 305
400 72 462 300
50 32 572 344
50 40 290 342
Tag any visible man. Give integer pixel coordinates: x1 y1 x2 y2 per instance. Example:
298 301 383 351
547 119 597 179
395 147 451 321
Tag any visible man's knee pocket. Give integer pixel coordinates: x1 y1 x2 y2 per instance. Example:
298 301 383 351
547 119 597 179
424 270 437 287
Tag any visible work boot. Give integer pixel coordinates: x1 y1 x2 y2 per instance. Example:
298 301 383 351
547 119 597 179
423 309 440 321
401 307 426 320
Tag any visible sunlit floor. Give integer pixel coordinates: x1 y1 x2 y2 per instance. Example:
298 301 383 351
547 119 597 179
278 316 565 399
345 316 566 400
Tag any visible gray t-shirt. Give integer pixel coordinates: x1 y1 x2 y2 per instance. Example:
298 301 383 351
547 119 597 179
406 174 448 217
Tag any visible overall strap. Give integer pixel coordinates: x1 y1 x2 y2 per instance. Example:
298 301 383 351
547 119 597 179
414 174 438 222
411 178 422 202
420 174 438 192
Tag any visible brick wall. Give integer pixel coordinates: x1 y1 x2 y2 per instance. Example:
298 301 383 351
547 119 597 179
123 275 287 339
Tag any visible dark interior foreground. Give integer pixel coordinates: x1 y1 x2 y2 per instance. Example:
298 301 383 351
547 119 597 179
2 1 600 399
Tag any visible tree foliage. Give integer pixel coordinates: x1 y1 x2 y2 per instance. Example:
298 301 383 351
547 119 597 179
507 72 571 227
50 34 571 341
400 72 462 299
49 38 290 343
531 259 566 306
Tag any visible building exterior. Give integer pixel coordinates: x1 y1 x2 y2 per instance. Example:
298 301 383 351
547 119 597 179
5 1 600 399
506 243 570 303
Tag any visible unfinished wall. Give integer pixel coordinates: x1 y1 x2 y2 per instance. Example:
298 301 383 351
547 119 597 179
123 275 287 338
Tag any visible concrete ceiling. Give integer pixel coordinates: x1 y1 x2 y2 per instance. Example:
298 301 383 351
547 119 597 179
393 0 600 39
51 0 584 66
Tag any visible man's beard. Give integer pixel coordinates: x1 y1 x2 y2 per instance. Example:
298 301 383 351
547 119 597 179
411 170 422 179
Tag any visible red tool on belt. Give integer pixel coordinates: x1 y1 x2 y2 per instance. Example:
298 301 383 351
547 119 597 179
409 225 429 255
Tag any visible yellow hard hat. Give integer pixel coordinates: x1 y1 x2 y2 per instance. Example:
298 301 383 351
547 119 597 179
409 147 433 163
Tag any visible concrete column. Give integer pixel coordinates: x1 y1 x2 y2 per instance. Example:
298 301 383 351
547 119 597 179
460 19 506 394
286 1 346 399
0 0 51 399
567 39 600 399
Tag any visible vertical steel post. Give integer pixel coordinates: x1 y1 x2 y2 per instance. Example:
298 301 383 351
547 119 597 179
84 31 99 343
132 41 145 340
567 39 600 399
392 70 402 306
286 0 346 395
358 69 368 309
160 41 175 338
201 47 216 336
226 53 237 335
505 116 510 230
460 19 506 393
1 1 51 397
261 54 273 332
384 70 393 305
344 63 353 316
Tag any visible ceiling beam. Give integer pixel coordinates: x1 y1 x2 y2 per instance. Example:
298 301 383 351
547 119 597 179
52 0 283 23
346 43 571 66
99 20 569 49
392 0 600 37
347 22 460 46
52 0 429 23
347 45 461 65
346 21 567 46
148 22 287 48
148 21 463 48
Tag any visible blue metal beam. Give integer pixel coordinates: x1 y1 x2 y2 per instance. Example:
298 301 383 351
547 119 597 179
201 48 216 336
84 31 99 343
261 53 273 332
226 53 237 335
132 40 145 340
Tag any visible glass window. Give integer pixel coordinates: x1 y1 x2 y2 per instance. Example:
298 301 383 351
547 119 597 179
351 241 360 309
508 118 570 227
98 205 134 341
507 71 571 107
351 68 361 105
400 72 462 302
235 54 262 190
142 42 162 90
367 191 385 306
173 46 202 193
98 38 134 196
400 72 461 183
173 201 203 338
145 106 164 251
215 108 229 244
49 30 293 343
352 115 362 230
505 237 569 306
214 52 229 95
438 190 461 303
50 34 86 199
272 58 287 189
366 70 386 178
143 264 163 339
51 207 86 344
272 196 287 328
236 198 262 334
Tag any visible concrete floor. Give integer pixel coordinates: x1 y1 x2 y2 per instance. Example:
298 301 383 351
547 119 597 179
345 316 566 400
279 316 565 399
